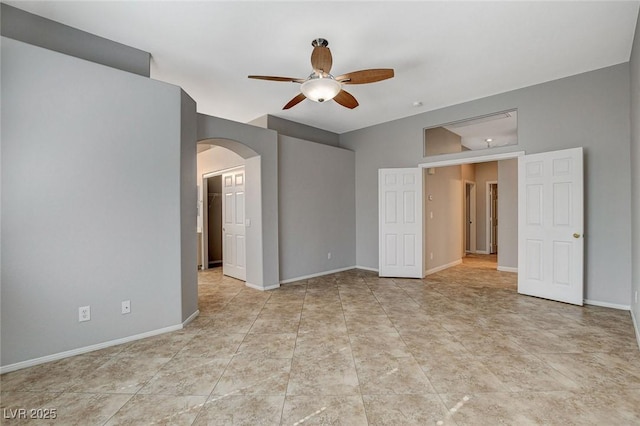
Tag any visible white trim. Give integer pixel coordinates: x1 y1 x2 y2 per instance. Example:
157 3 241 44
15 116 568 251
245 281 280 291
474 250 490 255
0 324 183 374
631 309 640 351
419 151 525 169
583 299 631 311
464 180 477 254
279 266 356 284
426 259 462 276
356 265 379 272
182 309 200 326
497 266 518 273
486 180 498 254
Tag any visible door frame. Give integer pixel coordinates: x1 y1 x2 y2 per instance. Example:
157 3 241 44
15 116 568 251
201 165 245 272
419 151 524 266
486 180 498 254
464 180 477 254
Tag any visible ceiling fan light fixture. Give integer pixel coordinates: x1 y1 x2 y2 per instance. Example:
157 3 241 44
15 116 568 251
300 75 341 103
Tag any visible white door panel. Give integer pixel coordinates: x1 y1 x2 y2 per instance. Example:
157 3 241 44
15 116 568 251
379 168 424 278
222 168 246 281
518 148 583 305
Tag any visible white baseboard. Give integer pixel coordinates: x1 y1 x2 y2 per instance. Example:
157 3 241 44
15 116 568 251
583 299 631 310
474 250 490 255
355 265 379 272
182 309 200 326
426 259 463 276
497 266 518 273
245 281 280 291
0 323 184 374
631 309 640 351
280 266 357 284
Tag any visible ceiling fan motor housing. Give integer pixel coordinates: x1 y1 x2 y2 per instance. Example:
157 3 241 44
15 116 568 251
312 38 329 47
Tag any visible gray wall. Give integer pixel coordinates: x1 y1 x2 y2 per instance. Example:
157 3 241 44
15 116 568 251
340 63 632 306
266 115 340 147
630 10 640 338
498 159 518 270
1 37 195 366
0 4 150 77
197 115 280 289
180 91 198 322
278 136 356 281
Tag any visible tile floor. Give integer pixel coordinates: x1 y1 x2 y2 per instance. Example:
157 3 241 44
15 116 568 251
2 255 639 425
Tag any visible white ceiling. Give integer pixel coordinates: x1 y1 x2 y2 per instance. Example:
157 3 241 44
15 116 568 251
8 1 639 134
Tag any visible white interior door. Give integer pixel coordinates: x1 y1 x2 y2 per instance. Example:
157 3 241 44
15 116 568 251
379 168 424 278
518 147 584 305
222 168 246 281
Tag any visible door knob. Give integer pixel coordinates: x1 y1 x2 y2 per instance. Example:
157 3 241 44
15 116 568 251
573 233 581 239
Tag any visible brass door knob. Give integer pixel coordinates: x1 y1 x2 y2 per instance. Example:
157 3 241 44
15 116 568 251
573 233 581 239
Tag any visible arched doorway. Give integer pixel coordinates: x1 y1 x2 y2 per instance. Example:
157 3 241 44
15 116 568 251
197 113 280 291
197 138 264 290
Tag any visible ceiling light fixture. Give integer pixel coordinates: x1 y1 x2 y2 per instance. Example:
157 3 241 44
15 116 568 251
300 74 342 103
485 138 493 142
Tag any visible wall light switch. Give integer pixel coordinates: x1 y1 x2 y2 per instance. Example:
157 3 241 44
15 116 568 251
121 300 131 314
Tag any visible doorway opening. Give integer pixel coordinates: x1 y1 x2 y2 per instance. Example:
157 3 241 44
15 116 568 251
421 153 520 277
464 181 477 254
205 175 222 269
488 181 498 255
197 140 261 288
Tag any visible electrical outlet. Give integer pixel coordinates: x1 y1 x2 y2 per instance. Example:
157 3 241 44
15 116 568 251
78 306 90 322
121 300 131 314
327 252 332 260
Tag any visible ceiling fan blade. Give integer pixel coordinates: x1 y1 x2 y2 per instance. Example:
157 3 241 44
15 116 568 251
248 75 305 83
333 89 359 109
311 46 333 75
336 69 395 84
283 93 307 110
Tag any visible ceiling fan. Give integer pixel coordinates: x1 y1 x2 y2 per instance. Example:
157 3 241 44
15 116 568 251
248 38 394 110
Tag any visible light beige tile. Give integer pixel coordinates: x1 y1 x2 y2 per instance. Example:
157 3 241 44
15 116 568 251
363 394 452 426
355 355 436 394
0 354 107 392
120 332 194 358
68 356 170 394
236 333 296 358
174 332 245 358
537 352 640 389
139 357 230 396
5 261 639 425
287 352 359 396
281 395 368 425
345 314 398 334
212 357 291 396
47 393 132 426
349 332 411 358
478 353 579 391
193 395 284 426
293 331 352 358
104 394 206 425
417 354 509 393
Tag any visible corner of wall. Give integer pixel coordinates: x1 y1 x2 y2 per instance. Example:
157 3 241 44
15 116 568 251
180 90 198 322
629 7 640 348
